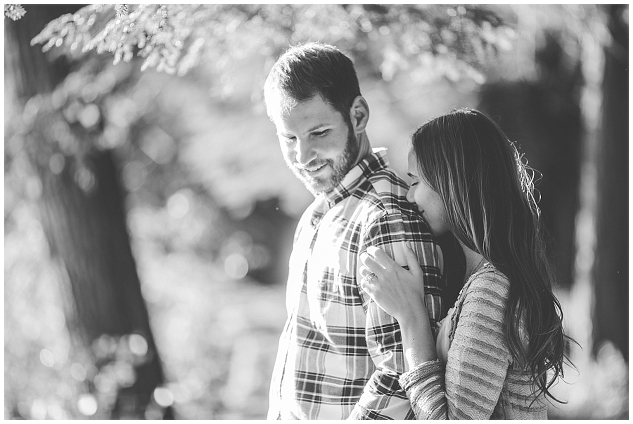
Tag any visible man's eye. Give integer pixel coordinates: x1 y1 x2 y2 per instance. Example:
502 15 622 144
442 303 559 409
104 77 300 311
313 130 329 137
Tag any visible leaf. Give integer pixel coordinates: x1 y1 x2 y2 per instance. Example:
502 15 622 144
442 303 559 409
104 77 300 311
4 4 26 21
30 4 516 82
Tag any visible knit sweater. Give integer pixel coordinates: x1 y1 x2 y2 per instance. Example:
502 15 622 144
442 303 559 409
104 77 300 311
399 265 548 419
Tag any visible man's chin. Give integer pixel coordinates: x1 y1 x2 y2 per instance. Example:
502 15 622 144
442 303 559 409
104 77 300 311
292 170 328 193
293 167 344 194
302 179 333 194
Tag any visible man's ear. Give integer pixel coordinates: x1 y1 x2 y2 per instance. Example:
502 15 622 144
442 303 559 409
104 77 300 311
349 96 369 134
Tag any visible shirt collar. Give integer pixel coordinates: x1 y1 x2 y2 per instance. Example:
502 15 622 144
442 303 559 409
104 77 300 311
318 148 390 207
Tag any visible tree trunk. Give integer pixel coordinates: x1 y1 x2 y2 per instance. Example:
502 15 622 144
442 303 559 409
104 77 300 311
5 5 171 418
592 4 628 361
477 32 583 290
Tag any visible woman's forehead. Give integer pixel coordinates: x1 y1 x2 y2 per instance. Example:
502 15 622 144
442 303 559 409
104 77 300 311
407 150 418 173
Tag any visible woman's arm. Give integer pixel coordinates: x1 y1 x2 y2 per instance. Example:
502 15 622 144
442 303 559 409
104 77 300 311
360 244 438 369
398 275 513 420
361 247 514 420
398 305 438 369
360 245 447 419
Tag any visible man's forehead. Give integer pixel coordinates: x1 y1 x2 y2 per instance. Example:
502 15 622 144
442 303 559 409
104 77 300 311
275 95 301 118
267 84 328 109
271 92 318 115
272 94 338 125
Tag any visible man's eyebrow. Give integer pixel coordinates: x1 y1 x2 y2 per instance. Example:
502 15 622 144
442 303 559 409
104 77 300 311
277 124 329 138
307 124 328 133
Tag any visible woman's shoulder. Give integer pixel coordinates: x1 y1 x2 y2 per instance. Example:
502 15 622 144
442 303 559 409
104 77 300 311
464 264 510 304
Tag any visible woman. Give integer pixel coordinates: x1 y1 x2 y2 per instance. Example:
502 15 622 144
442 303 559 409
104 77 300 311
359 108 569 419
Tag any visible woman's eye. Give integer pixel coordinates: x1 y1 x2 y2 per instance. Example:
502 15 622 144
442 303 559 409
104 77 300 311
313 130 329 137
410 182 418 187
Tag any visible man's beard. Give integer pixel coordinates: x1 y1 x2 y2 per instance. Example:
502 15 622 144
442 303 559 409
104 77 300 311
287 126 359 195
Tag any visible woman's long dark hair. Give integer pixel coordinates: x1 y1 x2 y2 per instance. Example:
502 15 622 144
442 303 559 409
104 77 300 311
411 108 569 402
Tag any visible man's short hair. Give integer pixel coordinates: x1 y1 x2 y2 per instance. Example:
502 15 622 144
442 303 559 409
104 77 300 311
264 42 362 122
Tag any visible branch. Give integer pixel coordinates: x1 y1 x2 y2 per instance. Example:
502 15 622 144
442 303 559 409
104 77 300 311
30 4 513 81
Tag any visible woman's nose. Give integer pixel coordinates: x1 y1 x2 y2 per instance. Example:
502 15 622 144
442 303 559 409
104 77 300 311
406 186 415 203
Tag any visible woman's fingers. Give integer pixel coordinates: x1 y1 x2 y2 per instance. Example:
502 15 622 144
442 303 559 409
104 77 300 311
366 244 420 277
358 263 374 280
360 251 385 276
403 243 423 278
366 246 398 271
358 265 377 295
360 246 428 321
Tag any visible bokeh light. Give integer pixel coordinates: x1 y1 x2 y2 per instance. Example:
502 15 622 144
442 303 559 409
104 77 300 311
70 363 87 382
39 349 55 368
167 190 190 219
128 334 149 357
77 394 98 416
49 153 65 174
122 161 147 192
153 387 174 407
224 253 249 280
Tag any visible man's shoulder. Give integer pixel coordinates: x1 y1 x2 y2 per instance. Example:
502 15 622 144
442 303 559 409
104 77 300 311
359 165 417 218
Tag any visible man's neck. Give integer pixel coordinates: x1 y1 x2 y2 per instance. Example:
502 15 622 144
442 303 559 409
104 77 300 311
352 131 372 168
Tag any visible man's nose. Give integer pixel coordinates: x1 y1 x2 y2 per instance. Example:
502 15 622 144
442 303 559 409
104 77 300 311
295 138 316 166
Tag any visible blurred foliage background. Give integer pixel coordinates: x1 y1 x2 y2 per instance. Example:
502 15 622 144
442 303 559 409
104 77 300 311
4 4 628 419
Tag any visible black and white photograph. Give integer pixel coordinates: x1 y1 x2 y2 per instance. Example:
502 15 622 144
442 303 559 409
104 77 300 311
4 3 628 420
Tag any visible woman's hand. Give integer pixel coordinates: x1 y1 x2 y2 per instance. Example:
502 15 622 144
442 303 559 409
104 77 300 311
359 243 427 323
435 309 453 363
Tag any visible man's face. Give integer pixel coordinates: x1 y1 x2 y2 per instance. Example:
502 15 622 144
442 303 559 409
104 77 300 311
271 95 359 194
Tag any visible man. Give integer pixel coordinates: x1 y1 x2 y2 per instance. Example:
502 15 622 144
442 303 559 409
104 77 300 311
264 42 444 420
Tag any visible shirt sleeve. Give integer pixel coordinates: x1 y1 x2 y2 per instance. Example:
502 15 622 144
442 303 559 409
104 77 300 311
399 273 513 419
348 212 443 420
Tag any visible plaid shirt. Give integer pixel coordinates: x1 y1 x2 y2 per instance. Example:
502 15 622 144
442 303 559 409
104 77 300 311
268 149 444 420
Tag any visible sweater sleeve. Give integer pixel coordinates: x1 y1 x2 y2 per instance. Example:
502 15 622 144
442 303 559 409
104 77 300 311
398 273 512 420
399 360 448 420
